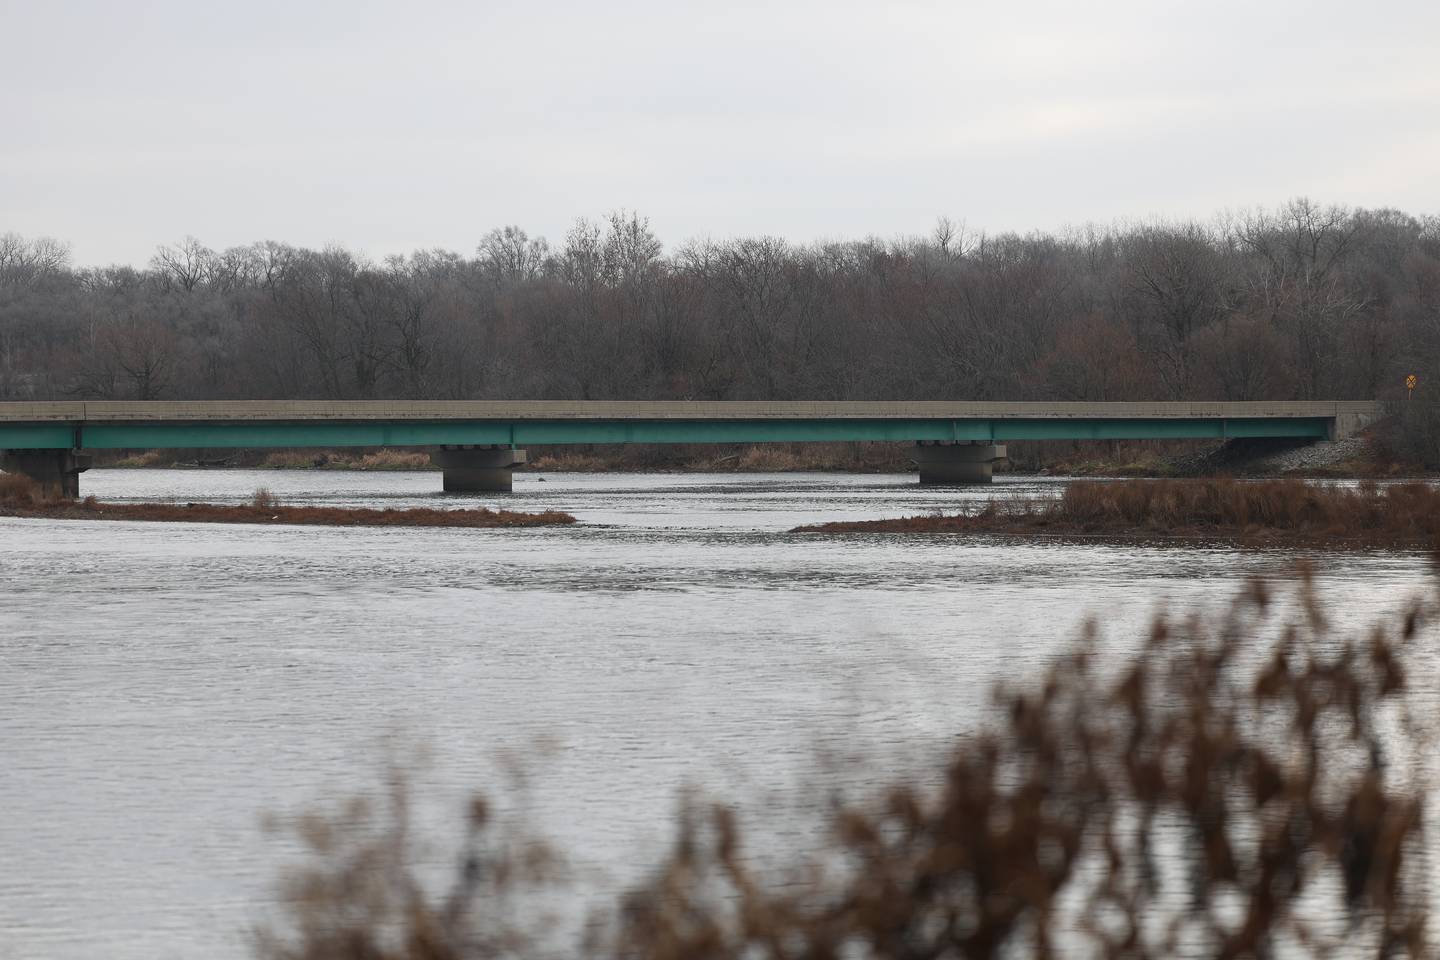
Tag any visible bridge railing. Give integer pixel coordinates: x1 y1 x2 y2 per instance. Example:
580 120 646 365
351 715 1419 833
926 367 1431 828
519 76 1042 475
0 399 1385 422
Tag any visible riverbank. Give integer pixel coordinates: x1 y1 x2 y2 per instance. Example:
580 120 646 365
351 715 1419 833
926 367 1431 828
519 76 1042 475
1016 435 1411 478
109 449 438 471
103 443 913 473
0 476 574 528
93 435 1422 478
794 478 1440 549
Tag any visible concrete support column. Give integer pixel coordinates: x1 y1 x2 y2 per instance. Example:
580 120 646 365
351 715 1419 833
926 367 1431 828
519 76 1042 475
1 448 92 498
432 446 527 493
911 441 1006 485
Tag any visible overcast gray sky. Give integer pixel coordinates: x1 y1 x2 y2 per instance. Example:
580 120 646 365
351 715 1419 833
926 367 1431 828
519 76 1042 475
2 0 1436 266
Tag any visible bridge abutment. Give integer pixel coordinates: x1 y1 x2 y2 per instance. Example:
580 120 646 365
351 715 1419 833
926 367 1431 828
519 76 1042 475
1331 408 1382 440
912 442 1006 484
432 446 526 493
1 449 92 498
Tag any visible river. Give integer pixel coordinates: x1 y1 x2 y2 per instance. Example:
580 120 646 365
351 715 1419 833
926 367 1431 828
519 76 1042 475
1 468 1433 959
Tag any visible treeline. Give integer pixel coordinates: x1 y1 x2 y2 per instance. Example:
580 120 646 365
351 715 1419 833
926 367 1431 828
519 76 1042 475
2 199 1437 412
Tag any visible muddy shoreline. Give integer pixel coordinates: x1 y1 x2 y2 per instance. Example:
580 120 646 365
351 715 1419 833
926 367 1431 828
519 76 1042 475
0 496 576 529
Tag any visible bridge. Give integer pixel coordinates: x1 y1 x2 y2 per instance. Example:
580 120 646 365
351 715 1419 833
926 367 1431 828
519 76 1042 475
0 400 1382 496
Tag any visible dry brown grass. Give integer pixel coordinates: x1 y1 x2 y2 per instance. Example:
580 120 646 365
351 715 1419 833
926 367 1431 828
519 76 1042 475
352 450 432 471
797 478 1440 548
527 452 614 471
734 446 809 470
2 469 568 528
0 495 575 528
110 449 172 468
523 443 910 473
726 443 908 472
261 451 328 469
258 450 434 471
0 471 41 505
253 569 1437 959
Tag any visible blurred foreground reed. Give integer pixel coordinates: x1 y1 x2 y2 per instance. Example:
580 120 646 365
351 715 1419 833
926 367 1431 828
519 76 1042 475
255 563 1437 959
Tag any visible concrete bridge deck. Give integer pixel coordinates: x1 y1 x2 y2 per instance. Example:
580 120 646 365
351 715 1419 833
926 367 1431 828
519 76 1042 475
0 400 1383 494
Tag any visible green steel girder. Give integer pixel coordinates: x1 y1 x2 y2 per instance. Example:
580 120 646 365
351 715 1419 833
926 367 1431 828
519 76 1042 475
0 423 77 448
990 417 1331 441
0 416 1336 450
80 421 515 449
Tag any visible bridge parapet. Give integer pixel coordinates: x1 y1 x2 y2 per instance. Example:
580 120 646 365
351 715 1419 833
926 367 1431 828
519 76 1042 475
0 399 1386 422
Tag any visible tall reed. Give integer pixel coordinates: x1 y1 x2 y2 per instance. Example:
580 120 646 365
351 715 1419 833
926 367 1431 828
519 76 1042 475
0 472 39 504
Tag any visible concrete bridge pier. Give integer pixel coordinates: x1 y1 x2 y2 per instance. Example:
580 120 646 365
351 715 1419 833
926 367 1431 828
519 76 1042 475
1 448 92 498
912 442 1006 484
432 446 527 493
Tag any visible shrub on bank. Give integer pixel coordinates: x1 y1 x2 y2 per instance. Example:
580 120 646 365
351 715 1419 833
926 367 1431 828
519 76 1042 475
799 478 1440 546
1380 396 1440 470
1048 476 1436 534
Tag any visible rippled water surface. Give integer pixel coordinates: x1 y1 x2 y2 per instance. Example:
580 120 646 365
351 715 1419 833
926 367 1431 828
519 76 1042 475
1 468 1433 959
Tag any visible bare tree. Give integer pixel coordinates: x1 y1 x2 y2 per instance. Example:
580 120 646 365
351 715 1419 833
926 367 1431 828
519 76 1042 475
150 236 214 293
1118 223 1229 397
0 233 72 287
477 226 550 292
107 316 177 400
